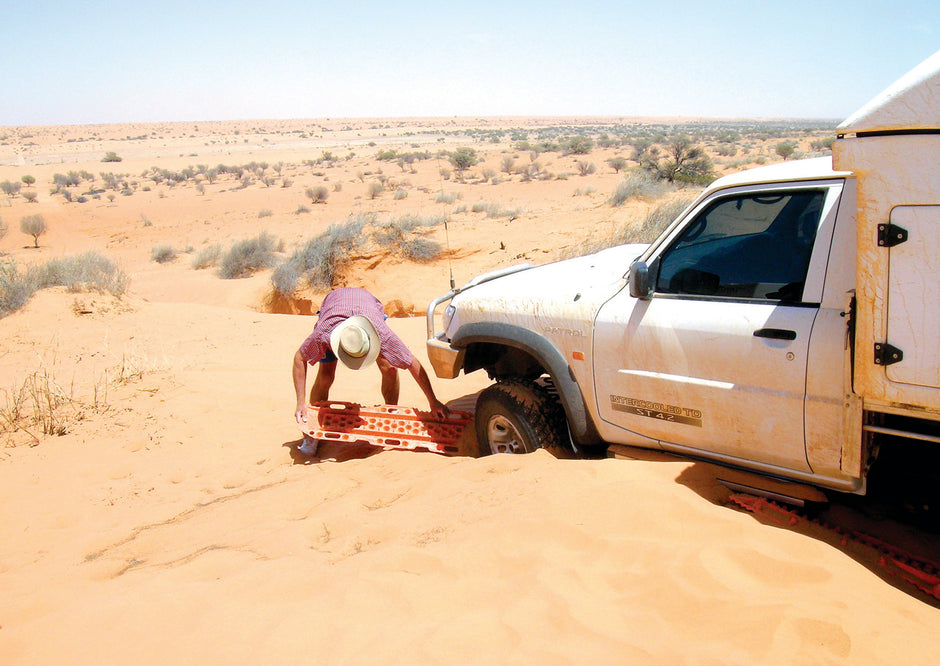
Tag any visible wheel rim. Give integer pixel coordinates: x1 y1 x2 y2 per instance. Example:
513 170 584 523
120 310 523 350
485 414 529 454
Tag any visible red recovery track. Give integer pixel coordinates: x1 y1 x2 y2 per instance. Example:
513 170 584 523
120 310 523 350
300 401 472 455
729 493 940 602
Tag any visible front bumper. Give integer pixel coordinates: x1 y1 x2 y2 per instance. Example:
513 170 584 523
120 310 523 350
426 336 465 379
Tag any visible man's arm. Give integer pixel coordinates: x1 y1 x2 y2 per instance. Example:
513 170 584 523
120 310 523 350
407 357 448 419
292 349 309 423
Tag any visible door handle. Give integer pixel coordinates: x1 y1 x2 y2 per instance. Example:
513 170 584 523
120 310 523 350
753 328 797 341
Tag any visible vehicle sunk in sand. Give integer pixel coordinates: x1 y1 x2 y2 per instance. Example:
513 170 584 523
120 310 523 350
427 51 940 496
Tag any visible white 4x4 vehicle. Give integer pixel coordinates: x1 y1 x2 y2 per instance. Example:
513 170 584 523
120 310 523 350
427 52 940 495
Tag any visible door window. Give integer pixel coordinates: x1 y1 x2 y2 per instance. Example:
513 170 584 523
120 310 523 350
656 190 826 302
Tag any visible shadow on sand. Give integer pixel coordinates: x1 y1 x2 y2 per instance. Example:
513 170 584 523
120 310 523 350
612 446 940 609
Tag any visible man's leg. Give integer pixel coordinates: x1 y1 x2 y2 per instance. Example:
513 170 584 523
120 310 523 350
377 357 400 405
310 361 337 403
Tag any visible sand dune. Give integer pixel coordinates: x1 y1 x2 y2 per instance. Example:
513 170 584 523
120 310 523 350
1 119 938 663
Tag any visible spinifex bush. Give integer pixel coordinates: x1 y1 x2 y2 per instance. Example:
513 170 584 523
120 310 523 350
272 216 368 296
34 252 129 295
0 252 128 318
219 232 280 279
373 214 444 262
559 196 694 259
609 170 668 207
151 245 177 263
192 244 222 270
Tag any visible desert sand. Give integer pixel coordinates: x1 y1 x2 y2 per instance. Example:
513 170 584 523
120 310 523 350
1 119 938 664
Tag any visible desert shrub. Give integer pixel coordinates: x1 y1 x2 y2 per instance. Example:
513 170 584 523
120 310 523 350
295 204 311 215
481 168 496 182
367 182 384 199
393 188 408 200
1 180 21 197
775 141 797 160
20 214 47 247
21 175 35 187
192 244 221 270
641 135 714 184
258 209 273 218
1 252 128 318
102 151 122 162
560 196 694 259
606 157 628 173
563 136 594 155
306 185 329 203
449 147 477 171
0 260 36 317
33 252 128 295
810 136 835 152
609 170 668 206
435 191 461 204
501 155 515 174
576 161 596 176
333 181 343 192
271 216 368 296
398 237 442 261
373 215 444 262
470 201 515 218
151 245 177 263
219 232 279 279
0 217 6 241
614 196 693 245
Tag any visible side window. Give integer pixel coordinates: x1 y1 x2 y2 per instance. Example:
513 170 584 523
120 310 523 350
656 190 825 302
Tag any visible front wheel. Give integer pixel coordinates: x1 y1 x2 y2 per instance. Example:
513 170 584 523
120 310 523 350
474 381 568 456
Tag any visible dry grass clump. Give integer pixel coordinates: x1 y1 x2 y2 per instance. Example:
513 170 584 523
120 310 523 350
272 215 369 297
1 252 128 318
470 202 520 219
373 214 445 262
1 369 77 438
559 196 695 259
609 170 668 206
151 245 177 263
219 232 281 279
271 213 448 298
192 244 222 270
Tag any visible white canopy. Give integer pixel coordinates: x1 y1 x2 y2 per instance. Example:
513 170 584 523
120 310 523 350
838 49 940 134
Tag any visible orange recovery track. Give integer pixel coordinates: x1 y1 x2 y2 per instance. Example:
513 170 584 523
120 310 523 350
299 401 472 455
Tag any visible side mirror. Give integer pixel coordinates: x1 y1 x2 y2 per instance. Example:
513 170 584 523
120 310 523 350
629 261 652 299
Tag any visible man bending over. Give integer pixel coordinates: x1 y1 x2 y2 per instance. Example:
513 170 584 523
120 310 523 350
293 288 447 426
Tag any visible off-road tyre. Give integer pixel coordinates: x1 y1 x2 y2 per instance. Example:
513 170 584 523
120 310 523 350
474 380 570 456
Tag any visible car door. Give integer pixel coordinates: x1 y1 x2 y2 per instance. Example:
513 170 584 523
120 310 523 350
593 182 844 473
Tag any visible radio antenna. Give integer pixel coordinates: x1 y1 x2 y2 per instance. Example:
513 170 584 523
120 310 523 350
436 152 456 290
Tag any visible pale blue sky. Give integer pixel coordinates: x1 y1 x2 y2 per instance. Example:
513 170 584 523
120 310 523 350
3 0 936 126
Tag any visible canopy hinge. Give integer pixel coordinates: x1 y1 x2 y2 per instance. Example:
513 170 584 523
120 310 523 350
874 342 903 366
877 223 908 248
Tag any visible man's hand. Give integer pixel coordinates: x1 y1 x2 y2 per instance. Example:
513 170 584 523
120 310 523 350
428 398 449 420
295 404 308 424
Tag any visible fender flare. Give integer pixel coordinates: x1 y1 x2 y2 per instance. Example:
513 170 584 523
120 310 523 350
451 322 601 446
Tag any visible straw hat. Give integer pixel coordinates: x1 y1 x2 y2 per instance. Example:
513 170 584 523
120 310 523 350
329 315 381 369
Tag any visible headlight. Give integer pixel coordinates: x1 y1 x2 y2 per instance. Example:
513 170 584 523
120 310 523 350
442 304 456 332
